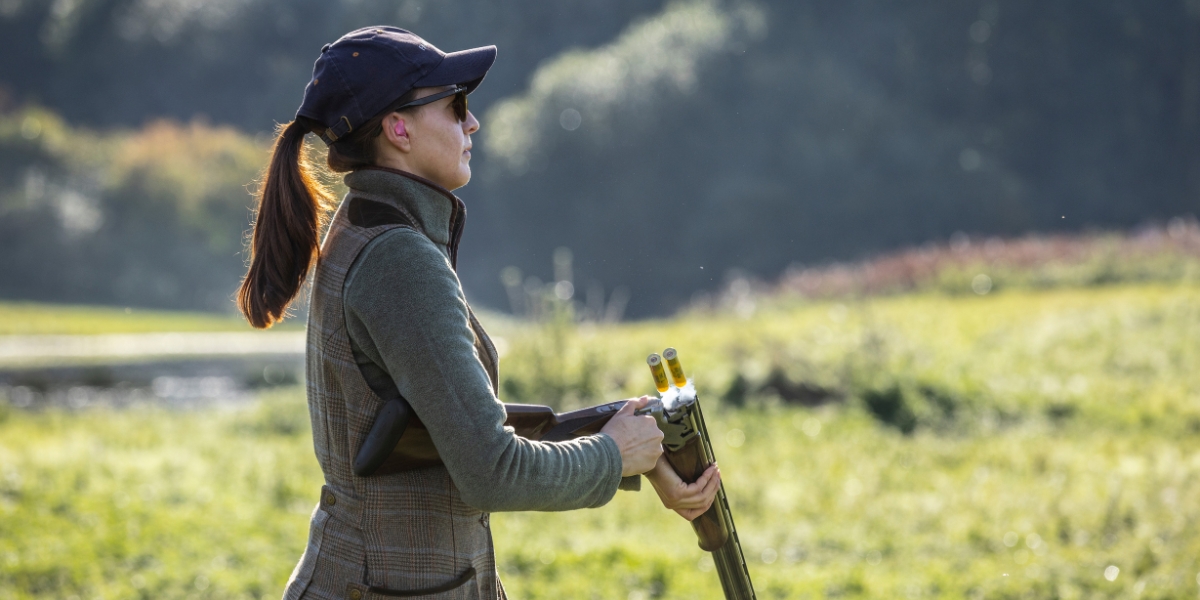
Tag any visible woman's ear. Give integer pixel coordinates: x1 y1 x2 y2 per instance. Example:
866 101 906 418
382 113 412 152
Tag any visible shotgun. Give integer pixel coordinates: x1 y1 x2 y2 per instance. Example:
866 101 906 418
640 349 757 600
353 348 756 600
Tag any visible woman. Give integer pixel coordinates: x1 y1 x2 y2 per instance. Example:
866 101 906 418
239 27 720 599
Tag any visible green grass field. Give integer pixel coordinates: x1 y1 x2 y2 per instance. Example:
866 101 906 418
2 283 1199 599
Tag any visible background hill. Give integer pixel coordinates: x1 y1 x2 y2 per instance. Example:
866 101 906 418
1 0 1197 316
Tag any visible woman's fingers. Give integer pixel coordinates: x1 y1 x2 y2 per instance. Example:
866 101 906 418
646 456 722 520
600 396 664 477
668 468 713 505
659 465 721 509
614 395 647 416
691 463 717 491
674 471 721 520
680 464 719 496
700 464 721 497
699 469 721 507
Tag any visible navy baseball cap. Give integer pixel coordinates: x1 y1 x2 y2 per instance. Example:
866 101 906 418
297 26 497 145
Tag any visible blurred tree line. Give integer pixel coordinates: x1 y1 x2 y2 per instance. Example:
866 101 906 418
0 109 263 310
0 0 1197 316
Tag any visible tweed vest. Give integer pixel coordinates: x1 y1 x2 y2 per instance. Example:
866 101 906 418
283 169 504 600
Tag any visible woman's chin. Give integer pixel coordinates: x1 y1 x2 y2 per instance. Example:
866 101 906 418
446 169 471 191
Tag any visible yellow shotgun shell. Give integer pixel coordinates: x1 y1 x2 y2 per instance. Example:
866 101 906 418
662 347 688 387
647 354 670 393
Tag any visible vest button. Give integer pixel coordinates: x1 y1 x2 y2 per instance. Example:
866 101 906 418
348 588 363 600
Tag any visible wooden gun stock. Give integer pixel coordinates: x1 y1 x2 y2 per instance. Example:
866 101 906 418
505 401 627 441
356 399 629 476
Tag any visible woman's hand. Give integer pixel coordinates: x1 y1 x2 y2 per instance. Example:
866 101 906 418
646 455 721 521
599 396 664 477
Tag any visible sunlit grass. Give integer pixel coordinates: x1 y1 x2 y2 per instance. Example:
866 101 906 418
1 282 1199 598
495 409 1200 599
3 397 1197 599
0 389 317 600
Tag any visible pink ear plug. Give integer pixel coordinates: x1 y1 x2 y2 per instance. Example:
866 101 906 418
394 120 407 137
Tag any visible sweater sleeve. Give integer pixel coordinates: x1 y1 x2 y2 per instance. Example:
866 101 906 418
343 228 623 512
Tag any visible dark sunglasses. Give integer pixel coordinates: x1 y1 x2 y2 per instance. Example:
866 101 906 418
396 85 469 122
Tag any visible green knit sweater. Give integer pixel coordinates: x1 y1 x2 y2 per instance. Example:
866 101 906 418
339 168 623 512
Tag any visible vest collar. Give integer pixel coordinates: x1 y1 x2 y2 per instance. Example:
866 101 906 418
342 166 467 267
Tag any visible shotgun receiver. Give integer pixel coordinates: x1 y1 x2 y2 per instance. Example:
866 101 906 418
352 348 755 599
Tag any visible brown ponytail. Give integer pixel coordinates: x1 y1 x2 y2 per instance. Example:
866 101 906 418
238 88 421 327
238 120 333 329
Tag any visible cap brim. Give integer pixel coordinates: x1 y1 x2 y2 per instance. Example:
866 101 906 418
415 45 497 95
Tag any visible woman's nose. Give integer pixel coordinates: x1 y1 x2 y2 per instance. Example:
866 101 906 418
464 110 480 135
